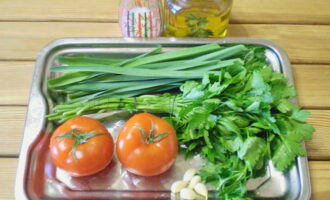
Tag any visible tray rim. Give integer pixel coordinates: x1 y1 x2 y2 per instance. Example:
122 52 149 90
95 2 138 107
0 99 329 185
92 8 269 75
15 37 311 200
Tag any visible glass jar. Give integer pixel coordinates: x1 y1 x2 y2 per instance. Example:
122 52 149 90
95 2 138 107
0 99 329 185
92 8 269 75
119 0 162 38
163 0 233 37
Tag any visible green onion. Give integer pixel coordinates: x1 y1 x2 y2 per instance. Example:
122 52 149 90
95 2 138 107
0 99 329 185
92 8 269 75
51 65 211 78
192 44 246 62
117 46 162 66
123 43 221 68
68 91 93 99
65 79 185 91
57 55 125 66
48 72 99 88
86 74 159 83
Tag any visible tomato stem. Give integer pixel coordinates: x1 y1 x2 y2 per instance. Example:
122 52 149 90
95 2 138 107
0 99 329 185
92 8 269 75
135 118 171 144
56 128 105 160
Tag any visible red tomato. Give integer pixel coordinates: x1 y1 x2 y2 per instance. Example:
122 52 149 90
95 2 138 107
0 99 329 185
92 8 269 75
116 113 178 176
49 116 114 176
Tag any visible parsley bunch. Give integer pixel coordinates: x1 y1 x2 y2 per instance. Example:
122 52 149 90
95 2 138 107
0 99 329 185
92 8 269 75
167 47 314 199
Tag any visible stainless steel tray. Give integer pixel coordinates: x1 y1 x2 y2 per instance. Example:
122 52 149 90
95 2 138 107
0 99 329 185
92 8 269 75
15 38 311 200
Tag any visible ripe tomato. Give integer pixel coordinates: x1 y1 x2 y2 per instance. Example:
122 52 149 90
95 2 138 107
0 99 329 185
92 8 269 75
116 113 178 176
49 116 114 177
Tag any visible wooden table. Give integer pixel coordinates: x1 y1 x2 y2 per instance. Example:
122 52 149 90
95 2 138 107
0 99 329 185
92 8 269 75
0 0 330 199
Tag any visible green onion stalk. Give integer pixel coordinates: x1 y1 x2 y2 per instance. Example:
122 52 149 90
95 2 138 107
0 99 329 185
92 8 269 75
47 94 188 123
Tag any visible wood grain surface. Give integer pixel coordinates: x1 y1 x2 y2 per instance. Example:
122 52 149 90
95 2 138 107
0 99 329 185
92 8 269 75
0 158 17 200
309 161 330 199
293 65 330 108
0 62 33 105
0 0 329 25
306 110 330 160
0 107 26 156
1 22 330 64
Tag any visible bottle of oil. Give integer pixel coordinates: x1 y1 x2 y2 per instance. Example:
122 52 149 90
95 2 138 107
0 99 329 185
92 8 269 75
162 0 233 37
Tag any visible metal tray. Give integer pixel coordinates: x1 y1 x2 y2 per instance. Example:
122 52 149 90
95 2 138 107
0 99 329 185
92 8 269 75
15 38 311 200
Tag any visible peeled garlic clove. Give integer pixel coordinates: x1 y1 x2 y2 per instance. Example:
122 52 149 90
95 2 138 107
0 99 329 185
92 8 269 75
171 180 188 193
189 175 201 188
194 183 208 199
183 168 197 181
180 188 196 200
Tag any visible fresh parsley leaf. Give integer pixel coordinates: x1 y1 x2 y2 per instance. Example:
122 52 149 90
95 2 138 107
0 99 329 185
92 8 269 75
292 110 311 122
272 139 297 171
238 137 267 168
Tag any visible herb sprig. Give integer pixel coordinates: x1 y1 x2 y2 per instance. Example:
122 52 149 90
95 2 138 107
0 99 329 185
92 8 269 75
185 14 214 37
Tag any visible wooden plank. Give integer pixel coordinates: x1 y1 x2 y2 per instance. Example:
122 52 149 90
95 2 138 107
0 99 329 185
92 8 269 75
310 161 330 199
1 22 330 64
0 62 33 105
306 110 330 160
0 22 119 61
227 24 330 64
0 0 330 25
0 105 329 159
293 65 330 108
231 0 330 25
0 158 17 200
0 0 119 22
0 107 26 156
0 158 329 199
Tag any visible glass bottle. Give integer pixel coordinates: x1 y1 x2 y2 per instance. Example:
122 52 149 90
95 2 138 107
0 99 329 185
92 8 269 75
119 0 162 38
163 0 233 37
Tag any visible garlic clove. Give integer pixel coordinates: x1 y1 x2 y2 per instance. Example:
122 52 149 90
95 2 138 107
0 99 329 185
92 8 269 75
183 168 197 181
171 180 188 193
188 175 201 189
180 188 197 200
194 183 208 199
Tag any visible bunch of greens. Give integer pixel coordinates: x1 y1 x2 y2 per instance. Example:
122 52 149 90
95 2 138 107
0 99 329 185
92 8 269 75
170 49 314 199
47 44 314 199
48 43 247 122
